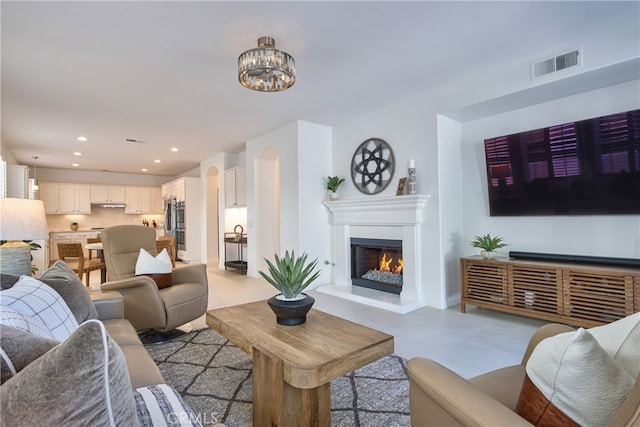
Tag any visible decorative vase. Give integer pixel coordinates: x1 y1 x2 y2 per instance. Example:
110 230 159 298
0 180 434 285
480 250 496 259
70 223 78 231
267 294 315 326
329 191 339 201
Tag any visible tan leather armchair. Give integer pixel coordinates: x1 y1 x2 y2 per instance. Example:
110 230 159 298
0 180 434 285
99 225 208 336
407 323 640 426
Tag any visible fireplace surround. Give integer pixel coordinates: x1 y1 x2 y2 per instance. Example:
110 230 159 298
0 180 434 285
320 195 430 313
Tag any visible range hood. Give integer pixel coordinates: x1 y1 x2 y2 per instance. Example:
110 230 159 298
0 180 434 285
91 203 126 208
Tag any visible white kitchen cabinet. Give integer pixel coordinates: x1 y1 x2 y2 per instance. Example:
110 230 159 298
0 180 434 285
225 166 246 207
49 231 98 261
125 186 161 214
39 182 91 214
91 185 126 203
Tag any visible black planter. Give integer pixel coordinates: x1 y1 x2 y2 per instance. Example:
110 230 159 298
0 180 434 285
267 294 315 326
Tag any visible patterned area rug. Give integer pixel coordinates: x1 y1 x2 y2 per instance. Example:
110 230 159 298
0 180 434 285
144 328 410 427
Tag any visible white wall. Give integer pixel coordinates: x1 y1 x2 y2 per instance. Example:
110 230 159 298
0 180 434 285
245 121 333 285
461 80 640 261
329 19 639 308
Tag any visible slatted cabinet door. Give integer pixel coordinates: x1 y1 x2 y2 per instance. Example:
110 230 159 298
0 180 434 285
509 265 563 315
461 258 508 312
563 269 635 326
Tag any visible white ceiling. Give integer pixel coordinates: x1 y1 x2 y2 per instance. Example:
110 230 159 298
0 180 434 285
2 1 637 176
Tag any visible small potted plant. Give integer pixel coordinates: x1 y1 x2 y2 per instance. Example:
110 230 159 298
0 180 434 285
70 222 79 231
471 233 508 259
259 250 321 325
326 176 346 200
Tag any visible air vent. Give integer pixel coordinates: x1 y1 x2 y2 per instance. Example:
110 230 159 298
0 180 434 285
125 138 146 143
532 48 581 79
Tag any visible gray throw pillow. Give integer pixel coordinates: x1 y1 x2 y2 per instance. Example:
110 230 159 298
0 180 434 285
0 324 59 384
38 261 99 323
0 319 138 426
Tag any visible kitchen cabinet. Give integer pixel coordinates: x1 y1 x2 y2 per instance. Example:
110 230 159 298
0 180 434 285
49 231 99 261
124 186 162 214
225 166 246 207
125 187 151 214
39 182 91 214
91 185 126 203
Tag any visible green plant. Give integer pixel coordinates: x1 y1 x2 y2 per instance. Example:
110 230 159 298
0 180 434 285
259 250 321 299
471 233 508 251
326 176 346 193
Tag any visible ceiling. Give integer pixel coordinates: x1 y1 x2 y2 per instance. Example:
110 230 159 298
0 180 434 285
2 1 637 177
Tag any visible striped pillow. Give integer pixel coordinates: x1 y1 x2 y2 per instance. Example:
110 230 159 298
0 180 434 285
134 384 204 427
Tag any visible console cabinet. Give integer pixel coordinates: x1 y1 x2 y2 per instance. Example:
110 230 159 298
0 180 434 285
460 256 640 327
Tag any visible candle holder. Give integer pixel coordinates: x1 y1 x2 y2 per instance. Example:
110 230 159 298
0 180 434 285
407 167 417 195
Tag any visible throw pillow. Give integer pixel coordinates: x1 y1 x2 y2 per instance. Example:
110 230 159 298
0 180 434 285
135 248 173 289
0 319 138 427
39 260 99 323
0 275 79 341
134 384 204 427
0 305 55 340
0 324 59 384
589 312 640 378
515 328 634 427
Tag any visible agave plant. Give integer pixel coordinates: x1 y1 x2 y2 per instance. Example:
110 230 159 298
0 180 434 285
470 233 508 251
259 250 321 299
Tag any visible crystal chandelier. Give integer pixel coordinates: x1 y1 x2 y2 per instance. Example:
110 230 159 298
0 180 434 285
238 37 296 92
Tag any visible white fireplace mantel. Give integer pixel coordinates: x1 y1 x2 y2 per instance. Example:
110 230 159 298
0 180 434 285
319 194 430 313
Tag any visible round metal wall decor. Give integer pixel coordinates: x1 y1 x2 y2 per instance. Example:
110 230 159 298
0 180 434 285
350 138 395 195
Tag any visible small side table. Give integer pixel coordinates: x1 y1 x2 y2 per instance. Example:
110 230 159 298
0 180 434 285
224 232 247 274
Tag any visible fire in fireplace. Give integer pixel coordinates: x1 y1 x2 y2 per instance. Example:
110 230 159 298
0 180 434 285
351 238 403 294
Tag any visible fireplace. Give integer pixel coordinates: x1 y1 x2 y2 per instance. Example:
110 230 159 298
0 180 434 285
351 238 403 294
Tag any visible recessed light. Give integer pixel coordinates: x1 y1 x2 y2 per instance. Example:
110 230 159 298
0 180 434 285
171 147 179 152
141 168 148 172
154 159 161 163
73 152 82 156
72 163 79 167
77 136 88 142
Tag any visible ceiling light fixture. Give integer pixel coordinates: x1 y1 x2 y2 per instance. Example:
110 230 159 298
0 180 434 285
73 152 82 156
29 156 39 193
72 163 79 167
238 36 296 92
171 147 179 152
77 136 87 142
154 159 161 163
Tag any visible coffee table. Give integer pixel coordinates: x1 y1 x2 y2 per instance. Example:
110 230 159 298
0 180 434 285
206 300 394 427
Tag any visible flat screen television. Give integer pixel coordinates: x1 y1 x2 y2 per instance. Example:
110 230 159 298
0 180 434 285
484 109 640 216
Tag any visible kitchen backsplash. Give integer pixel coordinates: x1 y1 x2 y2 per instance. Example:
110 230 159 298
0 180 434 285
46 207 164 232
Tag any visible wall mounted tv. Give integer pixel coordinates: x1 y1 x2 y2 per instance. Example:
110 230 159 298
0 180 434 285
484 109 640 216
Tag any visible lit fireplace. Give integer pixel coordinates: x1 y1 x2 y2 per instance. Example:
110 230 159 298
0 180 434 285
351 238 403 294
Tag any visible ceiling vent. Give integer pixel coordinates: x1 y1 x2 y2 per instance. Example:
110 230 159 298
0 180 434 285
532 48 582 80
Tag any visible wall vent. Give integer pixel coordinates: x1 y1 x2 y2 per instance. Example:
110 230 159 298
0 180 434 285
532 48 581 79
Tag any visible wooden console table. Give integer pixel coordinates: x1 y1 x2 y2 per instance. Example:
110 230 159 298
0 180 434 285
206 300 394 427
460 256 640 327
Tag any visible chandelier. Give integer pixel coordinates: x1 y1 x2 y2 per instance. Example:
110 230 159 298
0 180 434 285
238 37 296 92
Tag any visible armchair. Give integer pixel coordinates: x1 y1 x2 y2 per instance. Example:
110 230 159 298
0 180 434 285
99 225 208 341
407 323 640 426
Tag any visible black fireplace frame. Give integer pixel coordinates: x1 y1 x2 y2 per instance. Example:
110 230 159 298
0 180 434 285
350 237 403 295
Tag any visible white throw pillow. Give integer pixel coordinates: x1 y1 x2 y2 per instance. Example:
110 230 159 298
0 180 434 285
135 248 172 275
526 328 635 427
0 276 78 341
589 312 640 378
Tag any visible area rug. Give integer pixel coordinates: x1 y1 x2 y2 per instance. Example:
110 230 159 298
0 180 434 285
144 328 410 427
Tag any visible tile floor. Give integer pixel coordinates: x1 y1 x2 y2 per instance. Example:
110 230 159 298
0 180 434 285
90 263 548 379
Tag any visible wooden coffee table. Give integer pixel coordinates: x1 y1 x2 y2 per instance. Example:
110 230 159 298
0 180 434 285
206 300 394 427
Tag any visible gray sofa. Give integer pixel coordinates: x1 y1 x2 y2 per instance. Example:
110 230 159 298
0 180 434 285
0 261 216 427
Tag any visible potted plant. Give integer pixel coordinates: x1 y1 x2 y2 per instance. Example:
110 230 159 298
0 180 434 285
326 176 346 200
70 222 79 231
259 250 321 326
471 233 508 259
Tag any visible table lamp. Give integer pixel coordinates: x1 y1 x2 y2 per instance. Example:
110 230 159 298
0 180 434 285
0 198 49 276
